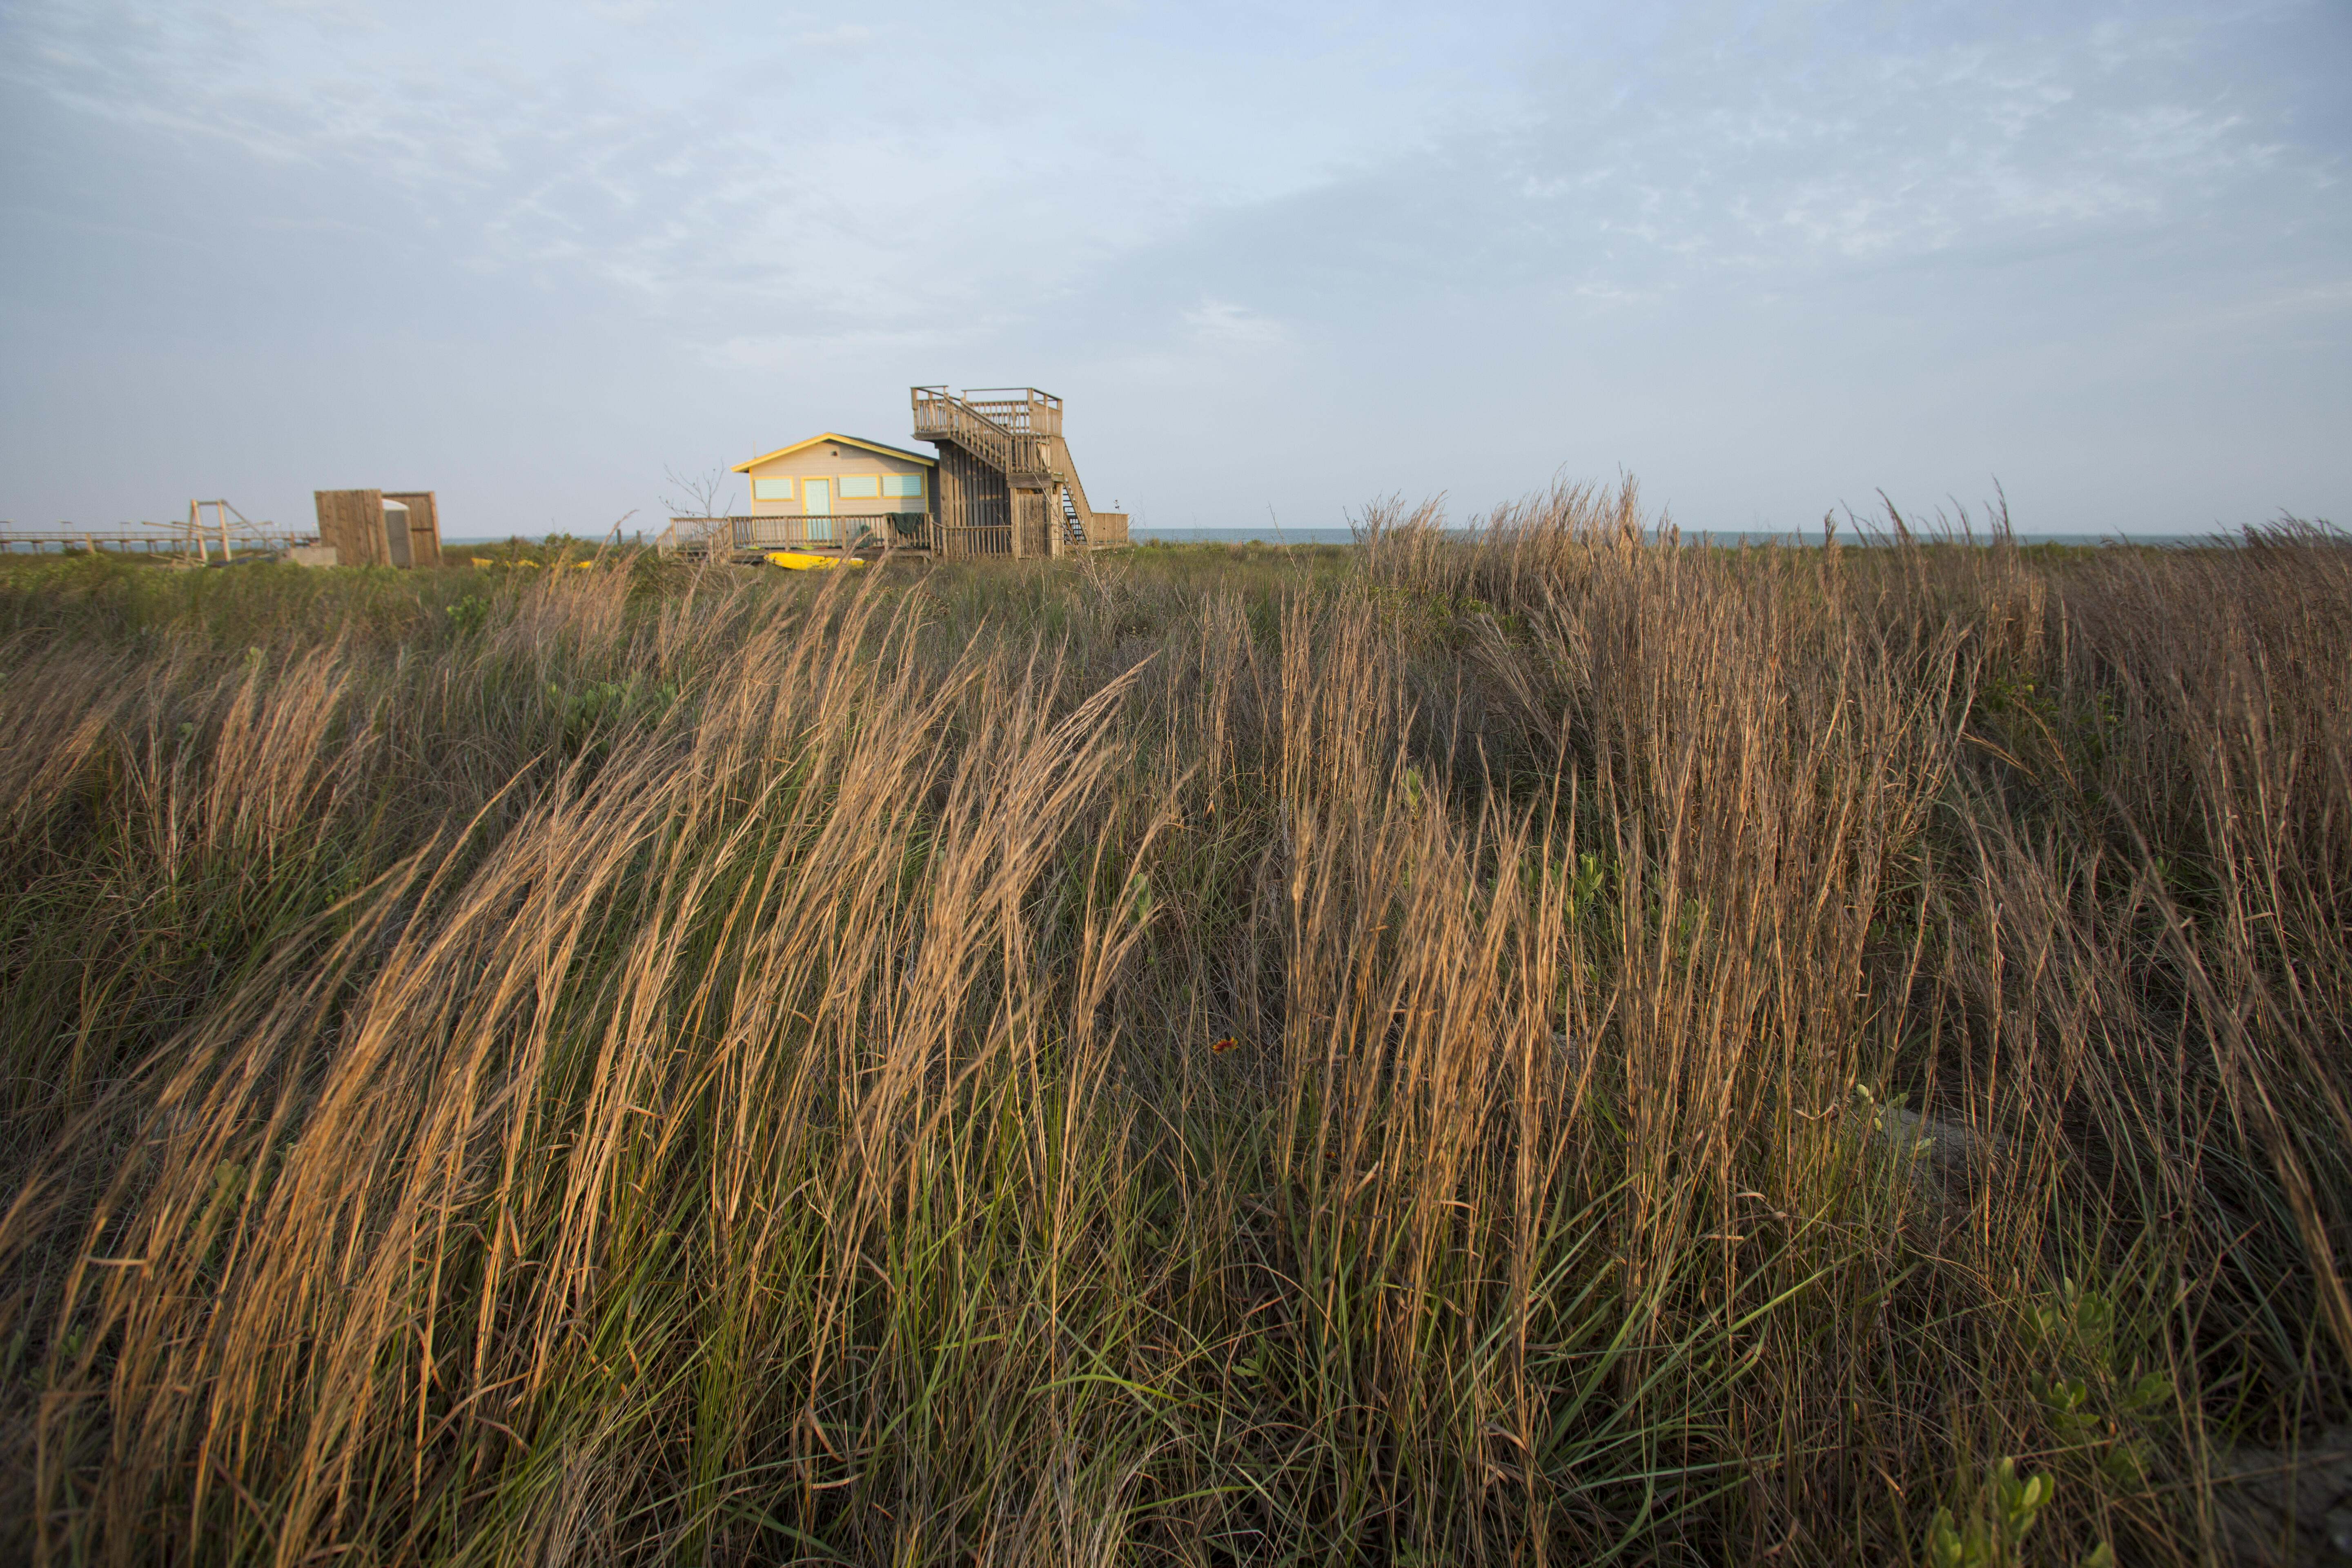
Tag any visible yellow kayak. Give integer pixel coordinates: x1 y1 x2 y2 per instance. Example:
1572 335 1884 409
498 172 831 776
764 551 867 571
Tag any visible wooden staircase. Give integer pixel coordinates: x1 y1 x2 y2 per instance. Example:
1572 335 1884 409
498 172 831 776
911 386 1127 557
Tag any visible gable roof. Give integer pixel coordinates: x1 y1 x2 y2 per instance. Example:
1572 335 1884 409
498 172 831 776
732 432 937 472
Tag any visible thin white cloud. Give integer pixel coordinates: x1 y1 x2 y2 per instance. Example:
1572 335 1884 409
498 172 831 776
1479 7 2340 300
0 0 1541 354
793 22 875 46
1183 299 1290 354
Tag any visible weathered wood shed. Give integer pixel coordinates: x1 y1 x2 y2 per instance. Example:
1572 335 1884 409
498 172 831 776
313 490 442 568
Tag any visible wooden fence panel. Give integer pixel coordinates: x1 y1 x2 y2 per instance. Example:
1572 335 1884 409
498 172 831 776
385 491 440 565
314 490 386 567
1013 492 1051 559
938 526 1013 560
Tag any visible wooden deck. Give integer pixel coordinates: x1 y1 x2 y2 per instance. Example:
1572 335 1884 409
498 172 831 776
668 386 1127 564
657 514 1021 562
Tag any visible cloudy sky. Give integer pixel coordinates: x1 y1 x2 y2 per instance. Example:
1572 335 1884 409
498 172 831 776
2 0 2345 538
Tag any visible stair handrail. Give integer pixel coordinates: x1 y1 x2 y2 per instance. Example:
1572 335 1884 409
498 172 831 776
911 387 1012 470
911 387 1052 481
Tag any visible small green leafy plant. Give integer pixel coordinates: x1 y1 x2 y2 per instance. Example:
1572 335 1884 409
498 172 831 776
2030 1279 2173 1486
1925 1458 2092 1568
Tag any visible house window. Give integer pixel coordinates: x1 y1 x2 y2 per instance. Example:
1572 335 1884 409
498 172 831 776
881 474 924 498
751 477 791 501
838 475 880 500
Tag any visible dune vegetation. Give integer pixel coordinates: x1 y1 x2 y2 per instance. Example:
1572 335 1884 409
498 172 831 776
1 490 2347 1565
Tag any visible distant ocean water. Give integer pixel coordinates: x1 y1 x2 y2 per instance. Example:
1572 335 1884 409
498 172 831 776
442 527 1370 547
1133 527 1357 545
439 527 2230 550
1135 527 2216 548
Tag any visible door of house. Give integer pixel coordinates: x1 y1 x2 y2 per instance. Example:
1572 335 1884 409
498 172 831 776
803 479 832 542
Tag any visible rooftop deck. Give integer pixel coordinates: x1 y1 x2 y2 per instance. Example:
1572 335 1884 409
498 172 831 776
910 387 1061 483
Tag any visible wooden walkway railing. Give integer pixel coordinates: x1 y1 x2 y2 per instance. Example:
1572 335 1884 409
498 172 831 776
731 514 930 552
659 514 1014 562
1 528 315 561
2 531 203 557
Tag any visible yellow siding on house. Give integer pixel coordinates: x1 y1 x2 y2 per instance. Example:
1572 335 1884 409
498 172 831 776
741 437 934 518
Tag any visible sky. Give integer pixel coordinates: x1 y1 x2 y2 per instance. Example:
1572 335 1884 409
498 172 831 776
2 0 2346 539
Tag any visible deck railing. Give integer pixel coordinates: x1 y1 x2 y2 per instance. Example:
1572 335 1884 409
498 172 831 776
938 525 1013 559
661 505 1114 561
731 514 930 552
656 517 731 556
910 388 1052 481
659 515 930 555
957 387 1060 437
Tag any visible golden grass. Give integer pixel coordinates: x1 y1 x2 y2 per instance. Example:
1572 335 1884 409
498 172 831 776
0 490 2346 1564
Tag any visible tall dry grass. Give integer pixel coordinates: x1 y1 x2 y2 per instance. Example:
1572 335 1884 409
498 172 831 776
0 499 2345 1565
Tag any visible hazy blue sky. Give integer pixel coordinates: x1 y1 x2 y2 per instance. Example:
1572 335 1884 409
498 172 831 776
3 0 2346 538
